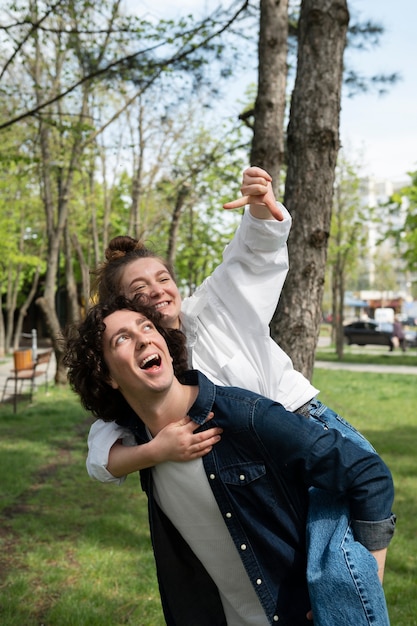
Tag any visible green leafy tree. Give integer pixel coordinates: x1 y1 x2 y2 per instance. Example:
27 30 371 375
0 124 45 355
3 0 259 367
388 172 417 276
110 110 247 292
0 0 253 381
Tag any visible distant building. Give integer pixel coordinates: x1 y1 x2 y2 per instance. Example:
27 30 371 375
359 290 404 318
343 292 369 321
358 176 415 300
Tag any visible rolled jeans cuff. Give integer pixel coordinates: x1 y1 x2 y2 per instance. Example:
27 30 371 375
352 514 396 551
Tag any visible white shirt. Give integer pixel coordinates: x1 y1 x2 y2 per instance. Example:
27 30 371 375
86 206 318 483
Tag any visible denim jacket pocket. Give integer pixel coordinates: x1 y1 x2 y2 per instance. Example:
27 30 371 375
219 462 266 486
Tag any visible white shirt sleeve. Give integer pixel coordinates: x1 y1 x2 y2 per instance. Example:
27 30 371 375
182 205 318 409
86 419 136 484
183 205 292 330
212 205 292 328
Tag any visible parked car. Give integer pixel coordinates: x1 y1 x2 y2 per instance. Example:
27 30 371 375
343 320 393 347
344 320 417 348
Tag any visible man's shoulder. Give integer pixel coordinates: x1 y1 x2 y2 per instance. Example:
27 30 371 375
214 384 274 414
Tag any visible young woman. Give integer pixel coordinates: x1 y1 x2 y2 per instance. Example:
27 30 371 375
86 167 393 626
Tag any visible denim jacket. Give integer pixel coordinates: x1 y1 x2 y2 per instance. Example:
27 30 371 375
121 371 395 626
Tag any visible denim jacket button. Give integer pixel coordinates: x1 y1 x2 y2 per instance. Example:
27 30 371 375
209 474 215 480
273 615 279 622
239 474 245 481
256 578 262 585
226 512 232 518
240 544 247 550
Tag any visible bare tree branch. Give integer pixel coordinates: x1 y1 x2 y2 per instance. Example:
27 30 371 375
0 0 250 130
0 0 66 81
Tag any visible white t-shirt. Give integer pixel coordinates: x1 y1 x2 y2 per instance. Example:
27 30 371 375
152 457 269 626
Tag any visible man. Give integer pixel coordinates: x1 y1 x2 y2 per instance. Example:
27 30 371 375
65 297 396 626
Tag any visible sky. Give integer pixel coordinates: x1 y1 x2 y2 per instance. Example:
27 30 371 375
341 0 416 183
129 0 417 183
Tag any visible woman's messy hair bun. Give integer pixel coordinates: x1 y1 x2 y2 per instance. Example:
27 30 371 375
105 236 146 261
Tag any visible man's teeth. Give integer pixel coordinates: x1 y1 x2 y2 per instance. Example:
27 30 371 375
140 354 160 369
155 302 168 310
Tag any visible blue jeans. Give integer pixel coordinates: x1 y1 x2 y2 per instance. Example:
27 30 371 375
306 399 390 626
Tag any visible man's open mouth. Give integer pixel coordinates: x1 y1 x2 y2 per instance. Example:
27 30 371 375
140 354 162 369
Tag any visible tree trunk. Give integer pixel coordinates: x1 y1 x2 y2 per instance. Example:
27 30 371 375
12 267 41 351
0 292 5 357
37 122 67 384
166 183 191 269
331 270 338 345
35 295 68 385
332 258 345 359
130 103 145 239
5 262 20 352
72 233 91 313
250 0 288 193
271 0 349 380
335 273 345 358
64 222 81 325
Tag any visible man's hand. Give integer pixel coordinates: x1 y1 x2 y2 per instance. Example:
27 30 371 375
107 413 222 477
223 166 284 221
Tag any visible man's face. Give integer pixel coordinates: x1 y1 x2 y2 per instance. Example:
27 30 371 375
102 309 174 403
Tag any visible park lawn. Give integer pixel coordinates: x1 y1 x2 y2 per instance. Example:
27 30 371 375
0 387 163 626
0 371 416 625
315 349 417 367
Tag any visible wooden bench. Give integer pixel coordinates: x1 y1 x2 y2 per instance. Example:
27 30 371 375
1 348 53 413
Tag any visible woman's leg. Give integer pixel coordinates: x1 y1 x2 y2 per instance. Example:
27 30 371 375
306 401 390 626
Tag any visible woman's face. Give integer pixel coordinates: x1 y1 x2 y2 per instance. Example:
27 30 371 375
119 258 182 329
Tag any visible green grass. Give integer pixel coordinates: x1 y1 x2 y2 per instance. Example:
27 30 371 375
315 348 417 366
316 339 417 367
0 387 163 626
0 373 416 625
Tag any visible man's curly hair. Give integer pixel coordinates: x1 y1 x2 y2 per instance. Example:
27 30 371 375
64 295 189 421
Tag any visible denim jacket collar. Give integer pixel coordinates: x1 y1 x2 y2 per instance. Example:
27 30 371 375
179 369 216 426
